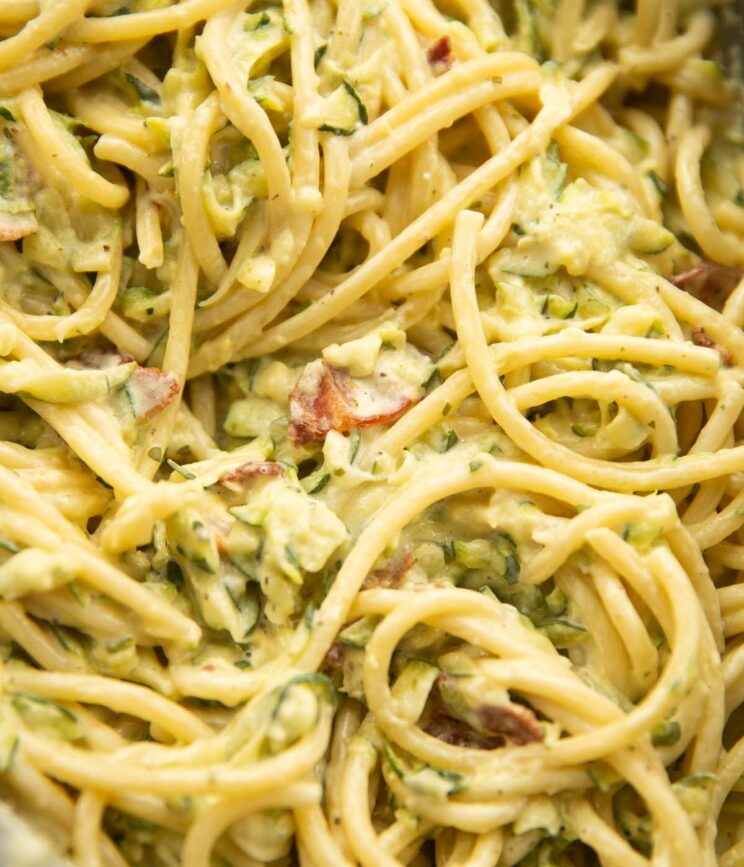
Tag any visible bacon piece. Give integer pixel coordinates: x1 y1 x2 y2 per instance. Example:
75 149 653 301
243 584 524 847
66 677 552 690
424 701 501 750
422 690 502 750
671 262 743 312
426 717 501 750
690 325 716 349
477 702 543 745
288 360 417 445
427 36 452 73
126 367 180 418
361 551 415 591
0 212 37 242
435 674 544 747
324 642 345 670
66 349 178 418
216 461 284 488
691 325 733 366
288 361 355 445
66 348 135 369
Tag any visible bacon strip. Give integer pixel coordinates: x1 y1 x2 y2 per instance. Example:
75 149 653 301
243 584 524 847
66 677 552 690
477 702 543 745
424 695 502 750
436 674 544 747
672 262 743 312
66 348 135 369
288 360 416 445
66 348 179 418
691 325 733 366
126 367 180 418
288 361 355 444
0 212 37 242
361 552 415 591
216 461 284 488
427 36 452 73
324 642 345 670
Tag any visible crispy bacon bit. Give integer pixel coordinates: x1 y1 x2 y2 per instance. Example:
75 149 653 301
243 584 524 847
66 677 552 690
432 675 544 747
0 212 38 242
66 348 135 369
691 325 733 366
65 349 178 417
427 35 452 73
361 551 415 591
325 642 345 670
216 461 284 488
477 702 544 746
424 711 501 750
422 690 501 750
127 367 180 418
425 718 500 750
288 360 416 445
289 361 355 444
690 325 716 350
671 262 743 312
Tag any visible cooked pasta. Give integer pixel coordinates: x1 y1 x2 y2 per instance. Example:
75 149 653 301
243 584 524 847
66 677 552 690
0 1 742 866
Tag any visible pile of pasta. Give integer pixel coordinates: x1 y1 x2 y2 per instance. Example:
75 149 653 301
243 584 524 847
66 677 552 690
0 0 743 865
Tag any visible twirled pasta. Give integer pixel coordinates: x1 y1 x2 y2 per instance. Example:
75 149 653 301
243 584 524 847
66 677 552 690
0 1 742 866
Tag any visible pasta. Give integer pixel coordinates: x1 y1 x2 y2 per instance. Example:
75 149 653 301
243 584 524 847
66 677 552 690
0 0 742 865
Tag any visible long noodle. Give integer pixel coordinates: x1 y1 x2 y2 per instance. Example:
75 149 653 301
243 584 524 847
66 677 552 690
0 2 742 866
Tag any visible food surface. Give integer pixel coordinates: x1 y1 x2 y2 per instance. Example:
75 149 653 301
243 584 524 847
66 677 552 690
0 1 743 865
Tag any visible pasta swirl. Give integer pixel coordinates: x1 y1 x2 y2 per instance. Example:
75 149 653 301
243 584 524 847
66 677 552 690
0 1 742 866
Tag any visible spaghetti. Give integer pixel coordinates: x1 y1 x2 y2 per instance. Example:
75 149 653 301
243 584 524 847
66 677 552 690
0 1 742 866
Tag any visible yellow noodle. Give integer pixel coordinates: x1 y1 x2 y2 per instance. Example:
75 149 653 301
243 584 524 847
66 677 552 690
0 43 96 94
676 126 744 266
0 3 739 864
66 0 236 43
0 0 87 74
19 86 129 209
